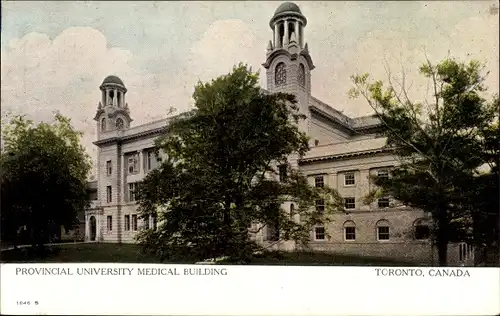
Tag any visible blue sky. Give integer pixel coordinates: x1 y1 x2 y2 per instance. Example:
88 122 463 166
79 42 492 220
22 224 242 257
1 1 498 174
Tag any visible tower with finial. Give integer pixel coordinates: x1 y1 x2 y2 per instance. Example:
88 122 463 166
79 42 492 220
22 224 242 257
94 75 132 139
262 2 314 134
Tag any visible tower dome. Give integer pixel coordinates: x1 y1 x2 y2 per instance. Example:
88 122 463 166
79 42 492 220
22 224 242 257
270 2 306 27
274 2 301 15
101 75 124 87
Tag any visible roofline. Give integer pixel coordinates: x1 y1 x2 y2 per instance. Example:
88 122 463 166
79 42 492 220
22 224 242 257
299 148 393 164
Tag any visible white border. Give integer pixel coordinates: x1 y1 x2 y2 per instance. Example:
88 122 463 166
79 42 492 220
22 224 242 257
2 263 498 315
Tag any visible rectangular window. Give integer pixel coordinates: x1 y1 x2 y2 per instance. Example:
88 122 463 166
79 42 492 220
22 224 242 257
314 226 325 240
128 183 136 202
315 176 324 188
107 216 112 231
278 165 287 182
124 215 130 231
345 227 356 240
106 160 112 176
128 153 139 174
344 197 355 210
378 197 390 208
378 226 390 240
266 224 279 241
377 169 389 180
132 215 138 231
344 172 355 186
144 215 149 229
146 151 154 171
106 186 112 203
152 215 157 231
315 199 325 213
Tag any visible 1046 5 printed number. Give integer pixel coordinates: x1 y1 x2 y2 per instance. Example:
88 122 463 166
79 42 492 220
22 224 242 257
17 301 38 306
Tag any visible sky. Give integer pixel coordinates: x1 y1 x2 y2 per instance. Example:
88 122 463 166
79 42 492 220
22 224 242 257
1 1 499 175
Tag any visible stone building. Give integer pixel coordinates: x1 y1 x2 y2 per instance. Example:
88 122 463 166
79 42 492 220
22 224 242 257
85 2 473 265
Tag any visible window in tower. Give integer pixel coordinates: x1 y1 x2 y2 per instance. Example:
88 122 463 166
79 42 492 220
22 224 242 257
278 23 285 47
288 22 295 42
101 118 106 132
298 63 306 87
116 118 124 130
109 90 114 105
275 62 287 86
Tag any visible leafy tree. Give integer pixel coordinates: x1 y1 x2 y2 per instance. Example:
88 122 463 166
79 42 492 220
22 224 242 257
349 58 497 266
136 64 342 262
1 113 92 251
465 96 499 265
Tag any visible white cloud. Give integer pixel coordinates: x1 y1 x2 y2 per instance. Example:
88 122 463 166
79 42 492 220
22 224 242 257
0 20 266 174
185 19 265 87
1 27 138 173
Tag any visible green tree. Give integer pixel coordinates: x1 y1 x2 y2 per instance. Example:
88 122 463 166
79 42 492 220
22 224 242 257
1 113 92 251
136 64 342 262
466 96 499 265
349 58 497 266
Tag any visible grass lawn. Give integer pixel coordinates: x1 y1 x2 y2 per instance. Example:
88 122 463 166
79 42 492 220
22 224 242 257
1 243 419 266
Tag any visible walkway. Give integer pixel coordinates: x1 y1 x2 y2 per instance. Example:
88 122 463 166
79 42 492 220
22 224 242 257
1 241 90 252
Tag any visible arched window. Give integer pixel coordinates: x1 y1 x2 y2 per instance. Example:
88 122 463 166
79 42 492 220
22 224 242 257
343 220 356 241
298 63 306 87
290 203 295 218
101 118 106 132
376 219 390 241
116 118 124 130
275 62 287 86
413 218 430 240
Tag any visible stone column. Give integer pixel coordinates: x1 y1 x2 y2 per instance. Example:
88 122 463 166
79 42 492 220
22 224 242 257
283 20 289 46
106 90 110 105
102 91 106 105
114 89 118 106
121 153 125 202
274 23 279 48
295 20 299 44
96 215 100 241
84 215 89 241
138 150 144 176
299 24 304 48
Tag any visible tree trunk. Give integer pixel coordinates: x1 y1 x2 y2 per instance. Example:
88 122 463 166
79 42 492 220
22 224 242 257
222 199 232 256
436 210 449 266
436 237 448 266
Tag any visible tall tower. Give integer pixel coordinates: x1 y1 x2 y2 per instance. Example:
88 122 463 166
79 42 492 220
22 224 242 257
261 3 315 251
94 75 132 138
262 2 314 136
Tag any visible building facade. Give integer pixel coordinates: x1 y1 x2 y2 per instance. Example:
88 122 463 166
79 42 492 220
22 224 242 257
85 2 473 265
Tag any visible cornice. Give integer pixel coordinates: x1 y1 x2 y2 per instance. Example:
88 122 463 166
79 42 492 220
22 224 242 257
93 126 167 146
262 49 315 70
269 12 307 28
299 148 393 165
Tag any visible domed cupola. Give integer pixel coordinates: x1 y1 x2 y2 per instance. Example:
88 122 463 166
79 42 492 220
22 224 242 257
263 2 314 73
269 2 307 51
94 75 132 134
